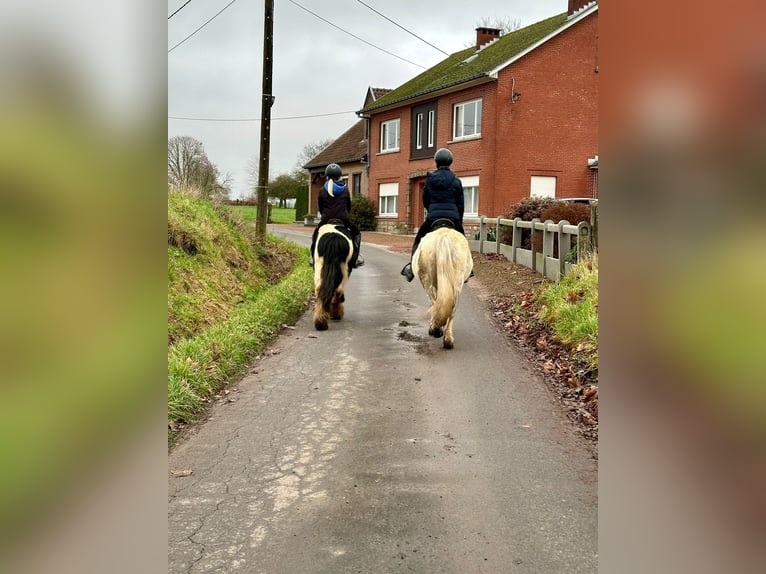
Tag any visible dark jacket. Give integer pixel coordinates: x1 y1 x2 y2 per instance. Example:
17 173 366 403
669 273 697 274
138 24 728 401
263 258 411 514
423 167 464 222
318 180 352 226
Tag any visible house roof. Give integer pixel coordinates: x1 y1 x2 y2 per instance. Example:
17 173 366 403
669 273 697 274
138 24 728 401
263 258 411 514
303 119 367 170
363 86 393 109
359 4 596 115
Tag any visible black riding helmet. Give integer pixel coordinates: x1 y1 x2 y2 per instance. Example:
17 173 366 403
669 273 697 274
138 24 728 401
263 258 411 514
325 163 342 180
434 148 453 167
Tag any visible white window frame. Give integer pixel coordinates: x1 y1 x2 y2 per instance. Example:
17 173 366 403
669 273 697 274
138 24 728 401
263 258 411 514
415 113 423 149
427 110 435 147
453 98 482 140
530 176 557 198
378 182 399 217
380 119 400 153
460 176 480 217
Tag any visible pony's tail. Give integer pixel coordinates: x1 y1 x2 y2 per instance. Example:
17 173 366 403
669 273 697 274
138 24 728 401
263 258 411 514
317 233 350 310
430 234 462 328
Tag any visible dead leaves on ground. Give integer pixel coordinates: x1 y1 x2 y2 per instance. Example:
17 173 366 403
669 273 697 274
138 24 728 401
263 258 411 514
487 289 599 441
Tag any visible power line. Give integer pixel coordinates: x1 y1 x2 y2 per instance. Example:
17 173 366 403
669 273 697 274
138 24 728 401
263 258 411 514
168 0 192 20
168 110 357 122
168 0 240 54
354 0 449 56
285 0 425 69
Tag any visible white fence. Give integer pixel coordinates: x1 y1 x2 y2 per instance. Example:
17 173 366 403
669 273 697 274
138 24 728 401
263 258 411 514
464 216 592 281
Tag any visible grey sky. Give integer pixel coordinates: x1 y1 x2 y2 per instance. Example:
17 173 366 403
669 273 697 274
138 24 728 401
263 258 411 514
168 0 567 198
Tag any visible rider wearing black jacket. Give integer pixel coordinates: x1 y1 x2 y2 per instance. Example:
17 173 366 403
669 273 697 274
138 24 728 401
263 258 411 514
309 163 364 268
401 148 465 281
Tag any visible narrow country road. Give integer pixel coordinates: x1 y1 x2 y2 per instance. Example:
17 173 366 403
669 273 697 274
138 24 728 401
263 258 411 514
168 228 597 573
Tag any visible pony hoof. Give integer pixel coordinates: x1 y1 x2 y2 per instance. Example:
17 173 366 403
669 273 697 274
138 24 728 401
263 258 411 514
429 327 444 338
443 339 454 349
314 320 328 331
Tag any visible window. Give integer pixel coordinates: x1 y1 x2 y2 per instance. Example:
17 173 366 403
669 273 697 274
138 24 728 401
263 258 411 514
379 183 398 216
427 110 435 147
411 102 438 159
415 113 423 149
380 119 400 152
460 176 479 216
352 173 361 197
530 176 556 198
453 98 482 140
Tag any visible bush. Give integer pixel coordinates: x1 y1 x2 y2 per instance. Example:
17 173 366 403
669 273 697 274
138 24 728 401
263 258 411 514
293 187 308 223
535 202 591 258
351 195 378 231
501 196 557 246
539 202 591 226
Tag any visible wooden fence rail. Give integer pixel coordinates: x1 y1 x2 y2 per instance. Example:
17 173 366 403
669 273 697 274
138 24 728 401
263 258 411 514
464 216 592 281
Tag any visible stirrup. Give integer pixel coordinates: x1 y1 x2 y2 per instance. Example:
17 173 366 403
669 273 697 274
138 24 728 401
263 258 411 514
400 263 414 282
354 255 365 268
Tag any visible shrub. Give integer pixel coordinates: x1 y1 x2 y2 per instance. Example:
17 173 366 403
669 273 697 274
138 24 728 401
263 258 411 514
539 202 591 226
293 187 308 223
501 196 557 246
351 195 378 231
534 202 591 258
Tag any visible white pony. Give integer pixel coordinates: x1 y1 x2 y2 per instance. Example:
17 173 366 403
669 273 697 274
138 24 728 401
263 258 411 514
412 225 473 349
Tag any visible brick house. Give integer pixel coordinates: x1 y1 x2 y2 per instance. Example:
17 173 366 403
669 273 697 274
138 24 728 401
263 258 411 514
303 87 392 217
357 1 598 232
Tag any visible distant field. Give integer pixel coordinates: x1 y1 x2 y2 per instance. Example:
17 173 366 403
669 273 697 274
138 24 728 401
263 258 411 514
227 205 296 225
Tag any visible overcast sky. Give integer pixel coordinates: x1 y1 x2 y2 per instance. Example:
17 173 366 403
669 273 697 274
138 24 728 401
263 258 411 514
168 0 568 198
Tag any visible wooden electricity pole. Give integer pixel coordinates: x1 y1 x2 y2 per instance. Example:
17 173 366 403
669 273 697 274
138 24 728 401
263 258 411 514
255 0 274 239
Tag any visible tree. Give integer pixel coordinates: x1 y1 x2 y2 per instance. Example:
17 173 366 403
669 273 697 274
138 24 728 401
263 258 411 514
292 138 335 184
168 135 231 201
268 173 303 208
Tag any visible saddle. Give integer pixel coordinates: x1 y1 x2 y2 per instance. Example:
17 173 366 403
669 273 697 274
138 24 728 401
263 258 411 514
326 219 354 241
431 218 455 231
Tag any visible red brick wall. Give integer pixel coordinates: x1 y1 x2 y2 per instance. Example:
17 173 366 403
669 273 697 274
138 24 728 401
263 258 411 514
367 11 598 227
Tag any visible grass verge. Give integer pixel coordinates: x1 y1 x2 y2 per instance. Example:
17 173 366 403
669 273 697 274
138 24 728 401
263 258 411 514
535 254 599 371
168 263 313 444
226 205 296 224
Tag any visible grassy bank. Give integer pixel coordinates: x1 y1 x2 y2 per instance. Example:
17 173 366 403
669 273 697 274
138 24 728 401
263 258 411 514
168 192 313 441
535 254 599 371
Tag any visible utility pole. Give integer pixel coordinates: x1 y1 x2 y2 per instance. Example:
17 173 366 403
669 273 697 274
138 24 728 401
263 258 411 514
255 0 274 239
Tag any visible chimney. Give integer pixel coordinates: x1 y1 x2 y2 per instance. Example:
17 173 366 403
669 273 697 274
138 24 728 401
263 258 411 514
475 27 501 49
568 0 591 16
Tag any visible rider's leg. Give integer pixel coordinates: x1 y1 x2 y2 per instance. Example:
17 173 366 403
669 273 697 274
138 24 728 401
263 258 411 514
308 224 321 267
401 225 428 282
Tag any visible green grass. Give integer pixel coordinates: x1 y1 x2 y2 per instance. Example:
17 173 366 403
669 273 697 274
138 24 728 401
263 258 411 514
535 254 599 371
226 205 297 224
168 192 314 443
168 265 313 439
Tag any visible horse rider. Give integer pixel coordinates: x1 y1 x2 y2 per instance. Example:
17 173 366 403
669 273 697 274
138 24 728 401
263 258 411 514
401 148 465 282
309 163 364 269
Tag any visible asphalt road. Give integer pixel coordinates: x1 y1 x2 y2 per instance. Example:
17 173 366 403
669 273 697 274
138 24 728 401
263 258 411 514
168 229 597 573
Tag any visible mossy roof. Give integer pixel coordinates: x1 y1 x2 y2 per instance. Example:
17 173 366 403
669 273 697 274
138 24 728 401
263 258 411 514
360 12 569 114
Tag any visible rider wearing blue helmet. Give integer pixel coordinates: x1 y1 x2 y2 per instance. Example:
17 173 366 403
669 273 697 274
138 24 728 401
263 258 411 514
309 163 364 268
